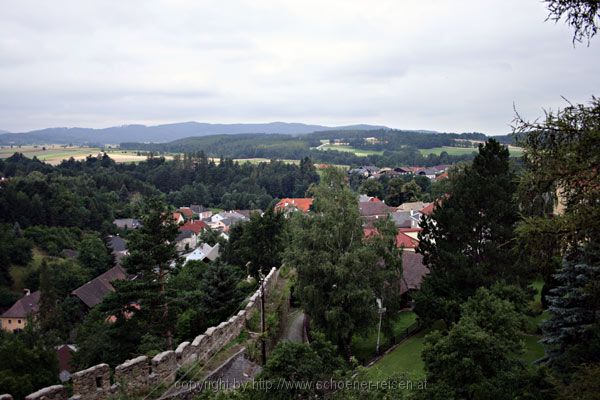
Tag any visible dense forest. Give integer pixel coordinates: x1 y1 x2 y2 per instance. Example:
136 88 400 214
0 152 319 231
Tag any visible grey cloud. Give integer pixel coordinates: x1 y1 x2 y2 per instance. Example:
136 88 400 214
0 0 598 134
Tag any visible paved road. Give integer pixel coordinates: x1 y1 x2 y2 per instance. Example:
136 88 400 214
284 309 305 343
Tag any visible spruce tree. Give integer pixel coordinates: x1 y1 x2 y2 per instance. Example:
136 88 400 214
542 242 600 370
108 197 181 349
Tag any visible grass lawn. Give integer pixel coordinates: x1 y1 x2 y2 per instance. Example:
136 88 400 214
317 143 383 156
351 311 417 364
366 330 546 382
522 335 545 365
9 248 47 292
364 330 427 381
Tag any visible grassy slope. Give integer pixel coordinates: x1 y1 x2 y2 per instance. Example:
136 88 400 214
366 280 548 381
364 331 427 380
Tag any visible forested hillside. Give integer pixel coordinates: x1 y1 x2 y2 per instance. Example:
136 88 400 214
121 129 506 167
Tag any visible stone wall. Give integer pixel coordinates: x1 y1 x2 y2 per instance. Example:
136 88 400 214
16 267 279 400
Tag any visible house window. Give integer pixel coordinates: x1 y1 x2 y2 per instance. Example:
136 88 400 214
95 377 102 388
17 319 21 324
8 320 11 324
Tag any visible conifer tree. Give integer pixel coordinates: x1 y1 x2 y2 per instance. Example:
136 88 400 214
108 197 181 348
542 243 600 370
415 139 519 325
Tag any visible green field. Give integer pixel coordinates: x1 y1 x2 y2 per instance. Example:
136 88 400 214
317 143 384 156
0 145 102 164
419 145 524 157
365 330 427 380
418 146 479 156
0 146 306 166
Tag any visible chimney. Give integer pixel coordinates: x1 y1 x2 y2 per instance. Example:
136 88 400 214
23 289 31 296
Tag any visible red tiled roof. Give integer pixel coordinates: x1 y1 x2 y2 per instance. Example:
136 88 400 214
436 171 449 181
275 198 313 213
172 212 183 222
399 227 422 233
363 227 378 238
369 197 382 202
180 220 207 234
1 291 40 318
363 227 420 249
396 232 419 249
178 207 194 219
420 203 435 215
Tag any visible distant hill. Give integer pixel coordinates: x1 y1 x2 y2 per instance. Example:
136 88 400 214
0 122 389 146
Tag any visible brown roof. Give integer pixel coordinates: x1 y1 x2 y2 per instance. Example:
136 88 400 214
72 265 127 308
1 290 41 318
400 252 429 294
359 201 394 217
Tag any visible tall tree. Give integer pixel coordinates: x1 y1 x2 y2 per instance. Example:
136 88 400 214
114 197 181 348
37 260 57 333
415 139 520 325
286 168 400 358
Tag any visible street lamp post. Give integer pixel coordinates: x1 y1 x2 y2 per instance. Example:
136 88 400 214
259 269 266 365
376 298 386 355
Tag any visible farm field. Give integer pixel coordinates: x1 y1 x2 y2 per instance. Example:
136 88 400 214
317 143 384 156
418 146 478 156
419 145 524 157
0 145 101 165
0 145 177 164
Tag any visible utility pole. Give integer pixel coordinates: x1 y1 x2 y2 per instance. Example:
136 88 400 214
260 269 267 365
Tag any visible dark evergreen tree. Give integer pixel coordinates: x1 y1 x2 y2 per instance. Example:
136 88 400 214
37 260 57 333
542 242 600 371
110 197 181 349
415 139 520 325
198 261 245 329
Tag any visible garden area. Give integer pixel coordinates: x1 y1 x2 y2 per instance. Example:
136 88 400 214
365 279 549 381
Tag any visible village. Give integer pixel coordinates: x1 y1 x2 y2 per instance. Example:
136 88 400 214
0 161 445 388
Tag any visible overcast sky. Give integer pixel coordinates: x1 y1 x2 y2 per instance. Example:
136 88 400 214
0 0 598 134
